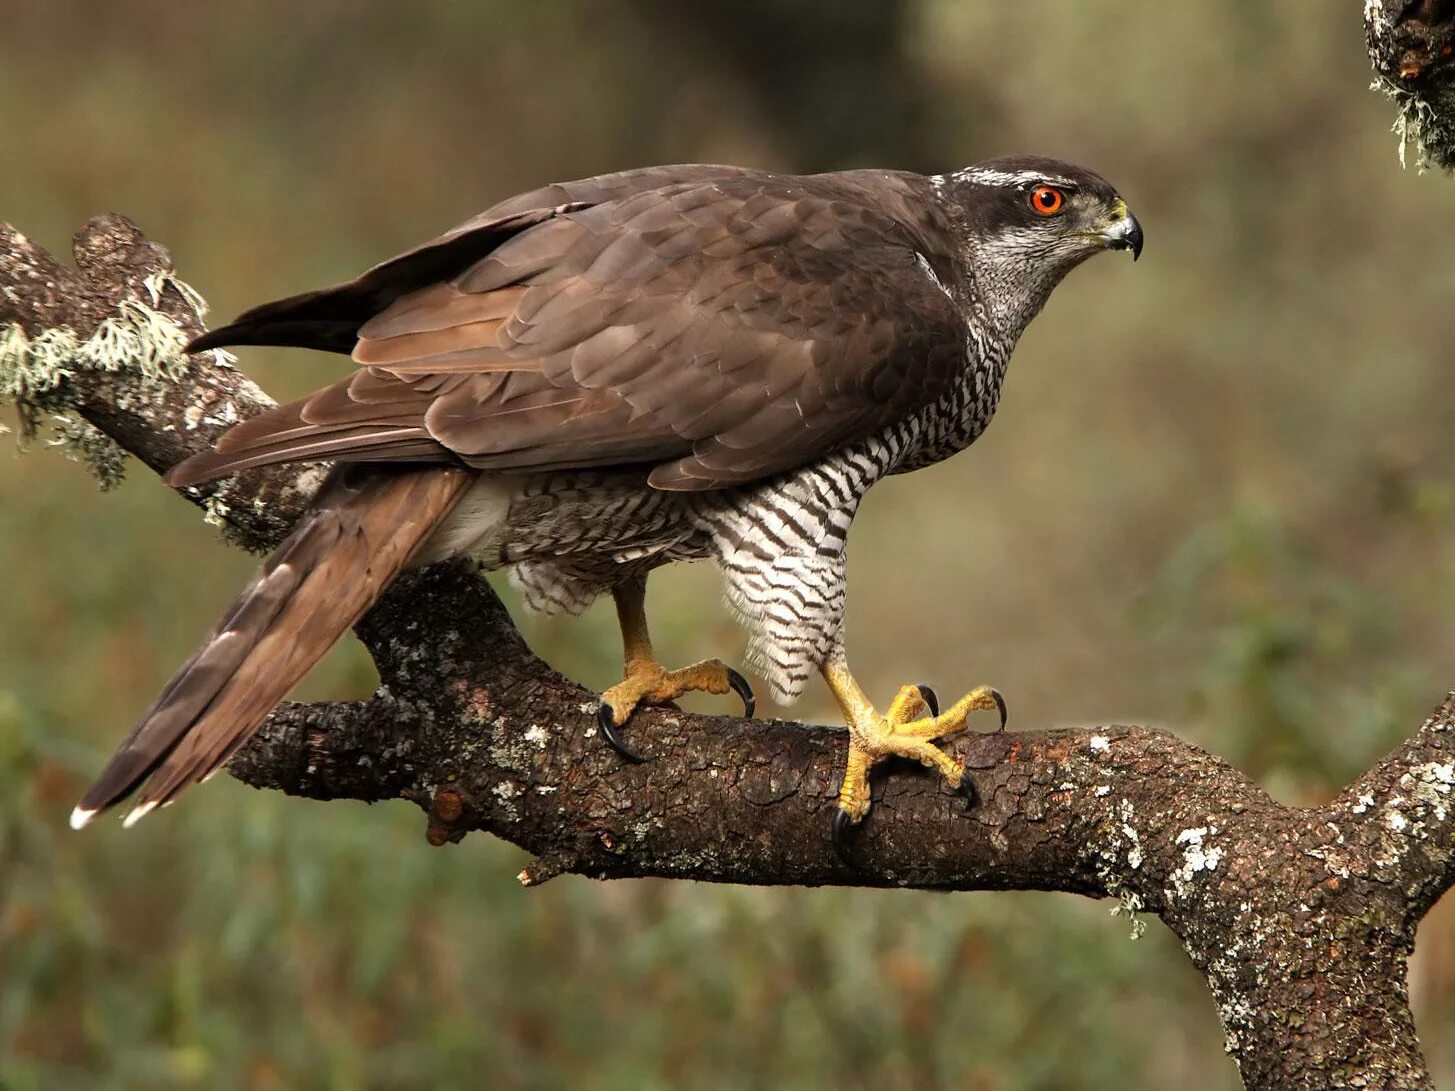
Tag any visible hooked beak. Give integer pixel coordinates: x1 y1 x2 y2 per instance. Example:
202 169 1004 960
1100 206 1144 261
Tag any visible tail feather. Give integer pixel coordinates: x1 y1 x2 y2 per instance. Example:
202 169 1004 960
72 465 472 828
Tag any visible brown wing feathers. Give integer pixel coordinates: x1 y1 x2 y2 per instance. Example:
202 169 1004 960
71 466 472 827
183 165 753 357
169 171 965 494
184 206 585 355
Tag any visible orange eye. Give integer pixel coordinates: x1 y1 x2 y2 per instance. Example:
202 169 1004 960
1029 185 1065 216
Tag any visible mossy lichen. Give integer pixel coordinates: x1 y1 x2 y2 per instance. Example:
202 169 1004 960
1109 889 1148 940
46 412 129 489
201 492 233 529
1374 76 1455 171
0 272 206 488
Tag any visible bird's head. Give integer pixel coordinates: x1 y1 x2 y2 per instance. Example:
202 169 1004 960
934 155 1142 338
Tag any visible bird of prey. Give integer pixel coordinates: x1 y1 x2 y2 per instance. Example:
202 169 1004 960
70 157 1141 852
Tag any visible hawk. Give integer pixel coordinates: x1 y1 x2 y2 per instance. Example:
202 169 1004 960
70 157 1141 852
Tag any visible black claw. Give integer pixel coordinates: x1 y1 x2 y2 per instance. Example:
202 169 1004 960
914 683 939 718
596 701 646 763
990 688 1008 731
957 772 979 811
832 808 859 866
727 668 756 718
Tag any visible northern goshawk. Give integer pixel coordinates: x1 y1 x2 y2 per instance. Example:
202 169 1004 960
71 157 1141 852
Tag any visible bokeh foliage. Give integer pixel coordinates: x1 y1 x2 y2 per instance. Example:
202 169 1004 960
5 3 1455 1088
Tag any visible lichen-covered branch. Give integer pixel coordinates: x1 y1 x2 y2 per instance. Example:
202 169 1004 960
0 217 324 551
1367 0 1455 170
5 216 1454 1089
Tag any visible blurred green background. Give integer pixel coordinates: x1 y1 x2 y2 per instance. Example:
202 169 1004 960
5 3 1455 1088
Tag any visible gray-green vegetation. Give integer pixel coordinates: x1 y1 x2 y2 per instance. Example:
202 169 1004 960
4 3 1455 1088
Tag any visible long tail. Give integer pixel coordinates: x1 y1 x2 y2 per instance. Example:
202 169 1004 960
71 464 472 828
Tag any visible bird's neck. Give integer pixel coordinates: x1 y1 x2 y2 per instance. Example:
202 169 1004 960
961 248 1062 346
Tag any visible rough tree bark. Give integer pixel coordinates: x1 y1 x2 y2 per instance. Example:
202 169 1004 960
3 16 1455 1082
1368 0 1455 169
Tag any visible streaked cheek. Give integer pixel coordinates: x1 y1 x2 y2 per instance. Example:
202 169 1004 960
977 227 1058 264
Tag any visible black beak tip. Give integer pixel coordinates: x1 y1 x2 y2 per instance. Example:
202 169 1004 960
1104 211 1144 262
1127 217 1144 262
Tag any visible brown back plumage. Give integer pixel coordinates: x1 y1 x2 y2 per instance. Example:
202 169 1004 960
173 164 968 492
72 465 471 827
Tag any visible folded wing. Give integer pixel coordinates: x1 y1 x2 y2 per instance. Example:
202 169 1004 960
175 168 967 492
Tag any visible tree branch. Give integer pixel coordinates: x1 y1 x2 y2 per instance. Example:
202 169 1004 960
1367 0 1455 170
5 215 1453 1088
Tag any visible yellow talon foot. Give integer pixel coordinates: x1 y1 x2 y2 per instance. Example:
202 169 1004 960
596 657 756 762
830 682 1006 863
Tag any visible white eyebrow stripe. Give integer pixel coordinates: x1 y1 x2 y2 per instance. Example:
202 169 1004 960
943 167 1079 189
